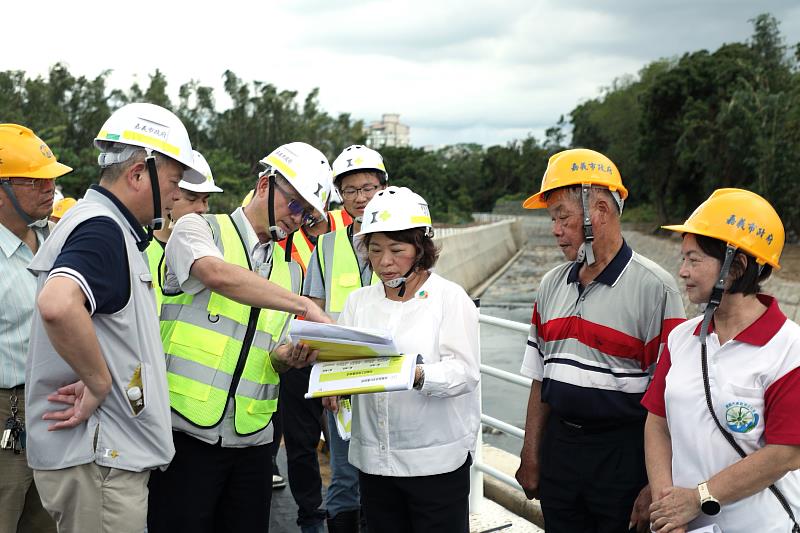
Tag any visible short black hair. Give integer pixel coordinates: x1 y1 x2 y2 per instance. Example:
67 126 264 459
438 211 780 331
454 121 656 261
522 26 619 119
361 227 439 270
334 169 387 190
695 234 772 295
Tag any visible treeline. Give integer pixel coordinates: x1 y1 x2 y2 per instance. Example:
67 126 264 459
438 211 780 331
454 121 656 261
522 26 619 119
570 14 800 236
1 14 798 230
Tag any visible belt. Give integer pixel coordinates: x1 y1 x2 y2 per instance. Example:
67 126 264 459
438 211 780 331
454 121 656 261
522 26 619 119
557 416 642 435
0 385 24 391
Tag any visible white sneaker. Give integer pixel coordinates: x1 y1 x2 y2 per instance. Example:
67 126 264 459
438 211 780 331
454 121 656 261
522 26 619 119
272 474 287 489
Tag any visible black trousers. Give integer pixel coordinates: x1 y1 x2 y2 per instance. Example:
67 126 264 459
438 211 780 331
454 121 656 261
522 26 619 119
358 455 471 533
539 415 647 533
280 366 326 526
147 430 272 533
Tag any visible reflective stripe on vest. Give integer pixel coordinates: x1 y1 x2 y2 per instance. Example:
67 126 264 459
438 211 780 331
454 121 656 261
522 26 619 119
159 214 301 435
328 209 352 231
318 228 379 319
144 240 166 313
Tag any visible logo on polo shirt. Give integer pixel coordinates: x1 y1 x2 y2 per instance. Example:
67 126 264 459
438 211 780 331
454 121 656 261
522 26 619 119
724 400 759 433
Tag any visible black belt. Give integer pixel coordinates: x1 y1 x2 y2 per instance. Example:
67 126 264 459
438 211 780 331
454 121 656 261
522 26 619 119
557 416 642 435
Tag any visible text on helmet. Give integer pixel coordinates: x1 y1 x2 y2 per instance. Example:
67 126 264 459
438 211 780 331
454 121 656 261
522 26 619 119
726 214 774 245
571 162 613 174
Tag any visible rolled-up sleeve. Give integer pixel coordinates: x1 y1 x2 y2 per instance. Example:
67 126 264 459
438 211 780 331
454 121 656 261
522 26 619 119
164 214 224 295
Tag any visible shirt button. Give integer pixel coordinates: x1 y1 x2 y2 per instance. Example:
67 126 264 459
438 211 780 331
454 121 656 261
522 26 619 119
378 420 385 427
379 444 386 451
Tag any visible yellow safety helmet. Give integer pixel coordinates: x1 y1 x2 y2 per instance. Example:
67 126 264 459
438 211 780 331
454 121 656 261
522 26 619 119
0 124 73 179
51 197 77 219
662 188 783 270
523 148 627 209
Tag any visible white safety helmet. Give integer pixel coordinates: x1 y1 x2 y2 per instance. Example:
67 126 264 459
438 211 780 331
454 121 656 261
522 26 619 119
181 150 223 193
259 142 332 218
356 186 432 237
94 102 205 184
332 145 388 184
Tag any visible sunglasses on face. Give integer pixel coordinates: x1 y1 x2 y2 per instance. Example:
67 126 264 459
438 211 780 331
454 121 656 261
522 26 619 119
273 181 318 227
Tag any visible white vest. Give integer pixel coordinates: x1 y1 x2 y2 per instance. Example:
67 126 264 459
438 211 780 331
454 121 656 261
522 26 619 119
25 189 174 472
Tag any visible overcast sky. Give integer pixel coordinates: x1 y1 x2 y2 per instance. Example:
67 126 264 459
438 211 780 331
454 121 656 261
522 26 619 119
4 1 800 148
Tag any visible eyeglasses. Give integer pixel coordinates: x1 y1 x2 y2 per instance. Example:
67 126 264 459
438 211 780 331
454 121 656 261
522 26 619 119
1 178 54 191
273 181 318 227
340 184 379 200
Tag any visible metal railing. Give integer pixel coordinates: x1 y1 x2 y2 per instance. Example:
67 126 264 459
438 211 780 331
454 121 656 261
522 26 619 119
469 311 532 512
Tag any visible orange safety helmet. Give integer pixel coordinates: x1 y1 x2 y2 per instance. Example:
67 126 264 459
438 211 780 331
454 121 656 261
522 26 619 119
662 188 783 270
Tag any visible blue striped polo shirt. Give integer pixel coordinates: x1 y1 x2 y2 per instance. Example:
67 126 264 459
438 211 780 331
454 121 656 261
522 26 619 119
520 241 685 423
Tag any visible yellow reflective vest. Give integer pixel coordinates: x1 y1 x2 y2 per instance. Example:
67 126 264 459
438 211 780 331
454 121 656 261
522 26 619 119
317 226 379 320
144 239 167 313
159 214 301 435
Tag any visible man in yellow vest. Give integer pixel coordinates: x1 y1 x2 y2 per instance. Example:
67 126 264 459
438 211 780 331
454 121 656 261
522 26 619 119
305 144 388 533
147 142 333 533
242 188 352 274
145 150 223 312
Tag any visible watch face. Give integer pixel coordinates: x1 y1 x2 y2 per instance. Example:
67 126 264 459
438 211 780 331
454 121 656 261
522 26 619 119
701 499 721 516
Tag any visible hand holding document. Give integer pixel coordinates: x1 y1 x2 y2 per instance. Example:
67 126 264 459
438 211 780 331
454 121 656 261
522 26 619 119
288 320 417 398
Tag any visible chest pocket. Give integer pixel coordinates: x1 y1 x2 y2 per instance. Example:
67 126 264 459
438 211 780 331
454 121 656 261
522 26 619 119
337 272 359 288
717 382 765 443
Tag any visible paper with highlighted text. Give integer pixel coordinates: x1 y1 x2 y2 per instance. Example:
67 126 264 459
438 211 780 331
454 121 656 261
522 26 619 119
288 320 416 398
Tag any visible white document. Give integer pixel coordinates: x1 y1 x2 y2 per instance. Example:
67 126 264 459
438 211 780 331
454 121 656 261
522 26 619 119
687 525 721 533
304 355 417 399
289 319 400 361
334 398 352 441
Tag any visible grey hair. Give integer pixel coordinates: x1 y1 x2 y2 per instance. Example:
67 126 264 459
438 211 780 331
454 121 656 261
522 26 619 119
97 143 170 184
544 186 623 215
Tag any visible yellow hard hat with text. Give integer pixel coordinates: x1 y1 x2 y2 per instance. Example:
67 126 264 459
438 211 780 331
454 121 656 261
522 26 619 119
662 188 783 269
0 124 72 179
523 148 627 209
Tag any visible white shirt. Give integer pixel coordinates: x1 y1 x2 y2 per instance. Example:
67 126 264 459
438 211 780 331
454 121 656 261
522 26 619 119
339 272 481 477
643 295 800 533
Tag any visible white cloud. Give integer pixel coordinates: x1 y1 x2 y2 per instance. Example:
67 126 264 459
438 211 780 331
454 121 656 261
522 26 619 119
2 0 799 148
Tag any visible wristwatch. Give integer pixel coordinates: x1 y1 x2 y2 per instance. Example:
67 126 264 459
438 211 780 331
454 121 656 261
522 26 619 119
698 481 721 516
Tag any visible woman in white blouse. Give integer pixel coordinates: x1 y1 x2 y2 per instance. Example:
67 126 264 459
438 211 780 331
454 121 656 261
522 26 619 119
330 186 480 532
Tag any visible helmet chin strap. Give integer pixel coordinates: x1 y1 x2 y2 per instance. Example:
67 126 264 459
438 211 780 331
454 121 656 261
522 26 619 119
0 181 49 228
145 151 163 244
577 183 596 266
699 244 737 345
266 173 287 241
384 265 417 297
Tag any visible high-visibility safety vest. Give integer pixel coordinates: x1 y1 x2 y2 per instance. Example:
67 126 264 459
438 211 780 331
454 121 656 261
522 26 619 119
317 226 379 320
144 239 166 313
276 209 353 273
159 214 302 435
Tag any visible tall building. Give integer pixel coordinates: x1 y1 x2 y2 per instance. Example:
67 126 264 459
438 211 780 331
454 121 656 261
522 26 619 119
366 113 410 148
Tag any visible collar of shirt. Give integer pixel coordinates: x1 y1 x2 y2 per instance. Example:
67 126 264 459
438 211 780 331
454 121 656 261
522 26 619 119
692 293 787 346
567 239 633 287
230 207 272 267
89 184 148 245
0 221 46 259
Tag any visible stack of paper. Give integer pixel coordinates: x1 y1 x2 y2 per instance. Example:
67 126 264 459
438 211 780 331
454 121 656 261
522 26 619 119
288 319 416 398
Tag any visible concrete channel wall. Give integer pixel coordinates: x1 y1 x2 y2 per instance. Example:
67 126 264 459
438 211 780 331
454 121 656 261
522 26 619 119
434 217 526 293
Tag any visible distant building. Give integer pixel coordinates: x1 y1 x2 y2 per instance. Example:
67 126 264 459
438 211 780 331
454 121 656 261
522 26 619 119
366 113 410 148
